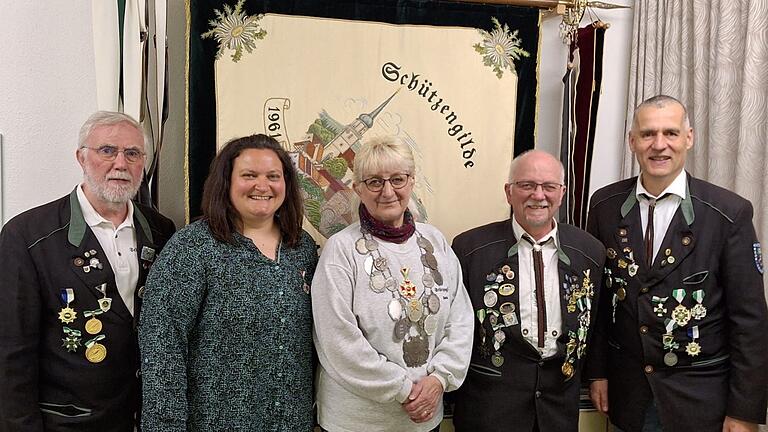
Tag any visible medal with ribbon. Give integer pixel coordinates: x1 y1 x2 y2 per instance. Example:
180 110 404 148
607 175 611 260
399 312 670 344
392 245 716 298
61 326 82 352
671 288 690 327
686 326 701 357
83 309 105 335
95 283 112 313
690 290 706 320
84 334 107 363
663 318 680 366
652 296 669 317
58 288 77 324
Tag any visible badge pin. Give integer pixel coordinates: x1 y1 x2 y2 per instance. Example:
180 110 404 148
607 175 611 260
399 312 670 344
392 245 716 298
140 246 156 262
99 298 113 313
753 243 763 274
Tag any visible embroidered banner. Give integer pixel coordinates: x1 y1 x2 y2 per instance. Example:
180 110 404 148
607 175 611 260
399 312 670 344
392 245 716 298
187 0 540 242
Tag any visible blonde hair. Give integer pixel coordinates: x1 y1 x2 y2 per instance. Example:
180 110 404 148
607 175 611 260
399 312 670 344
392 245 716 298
353 136 415 183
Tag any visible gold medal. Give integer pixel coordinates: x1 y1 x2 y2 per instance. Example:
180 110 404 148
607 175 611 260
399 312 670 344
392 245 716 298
685 341 701 357
58 307 77 324
491 351 504 367
85 343 107 363
561 361 575 379
498 283 515 296
672 304 691 327
616 287 627 301
85 317 103 335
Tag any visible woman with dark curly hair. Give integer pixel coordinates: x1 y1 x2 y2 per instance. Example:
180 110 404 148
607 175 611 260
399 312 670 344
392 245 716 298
139 134 318 431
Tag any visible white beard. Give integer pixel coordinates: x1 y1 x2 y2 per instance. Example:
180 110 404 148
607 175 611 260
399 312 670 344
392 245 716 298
83 170 140 204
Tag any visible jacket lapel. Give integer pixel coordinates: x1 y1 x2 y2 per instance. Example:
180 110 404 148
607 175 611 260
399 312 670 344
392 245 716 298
643 185 696 286
65 190 133 323
132 205 158 328
503 239 540 359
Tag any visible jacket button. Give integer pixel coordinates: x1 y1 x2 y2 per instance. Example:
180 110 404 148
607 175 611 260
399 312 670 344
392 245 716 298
535 391 542 398
640 325 649 334
644 365 654 374
640 286 649 294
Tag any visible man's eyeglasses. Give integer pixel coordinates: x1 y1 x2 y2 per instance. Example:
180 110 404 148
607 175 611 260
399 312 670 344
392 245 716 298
361 173 412 192
81 145 146 163
512 181 564 193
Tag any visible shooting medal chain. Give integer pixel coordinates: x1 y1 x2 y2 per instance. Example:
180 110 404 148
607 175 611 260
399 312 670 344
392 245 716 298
355 229 443 367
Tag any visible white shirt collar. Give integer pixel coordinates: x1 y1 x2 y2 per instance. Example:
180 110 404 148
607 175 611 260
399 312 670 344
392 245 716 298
511 216 559 247
76 184 134 229
636 170 687 201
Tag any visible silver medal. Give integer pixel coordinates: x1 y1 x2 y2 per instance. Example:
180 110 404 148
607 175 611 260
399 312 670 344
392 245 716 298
427 293 441 314
421 253 438 270
664 352 678 366
365 239 378 251
432 270 444 286
370 274 386 293
423 314 438 336
422 273 435 288
388 298 403 321
355 238 369 254
417 236 434 253
364 256 374 275
373 257 388 271
394 318 410 341
483 290 498 307
385 277 397 292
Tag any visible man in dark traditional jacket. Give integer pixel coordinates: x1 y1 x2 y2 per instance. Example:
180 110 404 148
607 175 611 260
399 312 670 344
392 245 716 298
586 95 768 432
0 111 176 431
452 150 605 432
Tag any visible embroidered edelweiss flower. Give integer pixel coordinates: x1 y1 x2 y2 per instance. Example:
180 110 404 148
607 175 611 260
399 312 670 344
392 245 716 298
473 17 530 79
201 0 267 63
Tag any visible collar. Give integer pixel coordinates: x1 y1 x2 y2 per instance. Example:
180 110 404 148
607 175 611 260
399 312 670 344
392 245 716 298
508 216 570 265
621 172 694 225
636 170 687 201
76 184 135 230
68 187 154 247
511 216 559 248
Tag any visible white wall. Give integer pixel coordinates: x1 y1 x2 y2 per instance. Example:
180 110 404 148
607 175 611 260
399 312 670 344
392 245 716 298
0 2 97 224
537 4 634 196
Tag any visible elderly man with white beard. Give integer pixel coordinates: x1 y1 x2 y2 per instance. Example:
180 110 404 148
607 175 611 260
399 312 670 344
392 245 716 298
0 111 175 432
451 150 606 432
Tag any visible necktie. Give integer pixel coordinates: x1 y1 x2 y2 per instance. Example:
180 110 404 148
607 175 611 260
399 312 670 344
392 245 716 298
524 235 549 348
643 194 667 265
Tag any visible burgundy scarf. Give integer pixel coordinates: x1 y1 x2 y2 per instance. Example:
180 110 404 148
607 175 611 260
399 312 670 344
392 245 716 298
358 204 415 244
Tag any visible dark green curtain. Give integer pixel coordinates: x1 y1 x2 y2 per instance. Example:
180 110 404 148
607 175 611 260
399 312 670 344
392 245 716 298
187 0 540 220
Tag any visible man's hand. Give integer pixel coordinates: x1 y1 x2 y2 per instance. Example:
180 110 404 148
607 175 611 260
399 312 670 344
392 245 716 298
589 379 609 414
723 416 758 432
402 375 444 423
